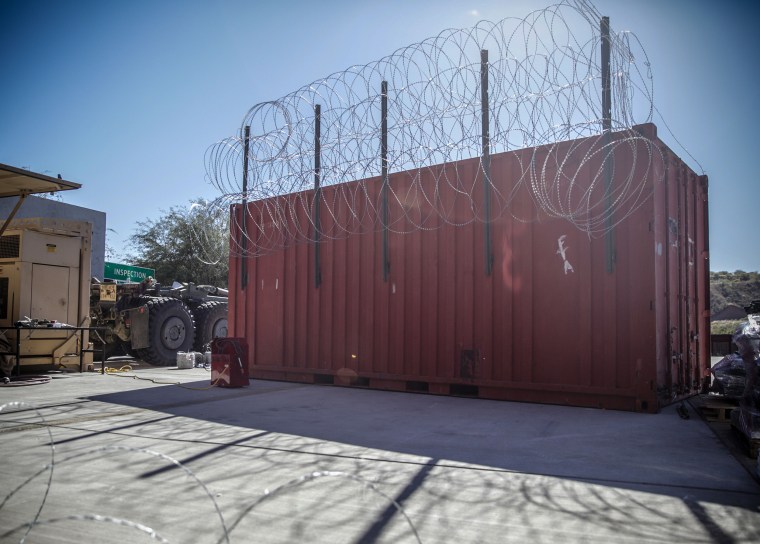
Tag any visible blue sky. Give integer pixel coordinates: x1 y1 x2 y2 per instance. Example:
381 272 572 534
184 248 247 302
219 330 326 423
1 0 758 272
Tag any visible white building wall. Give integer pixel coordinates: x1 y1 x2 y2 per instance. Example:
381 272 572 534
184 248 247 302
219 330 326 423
0 195 106 279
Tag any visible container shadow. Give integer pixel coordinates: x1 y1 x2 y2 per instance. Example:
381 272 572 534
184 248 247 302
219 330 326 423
86 378 760 512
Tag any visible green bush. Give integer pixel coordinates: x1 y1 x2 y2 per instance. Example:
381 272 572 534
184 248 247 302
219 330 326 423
711 319 745 335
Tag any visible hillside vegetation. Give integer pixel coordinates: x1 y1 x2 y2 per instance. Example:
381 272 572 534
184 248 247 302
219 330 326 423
710 271 760 315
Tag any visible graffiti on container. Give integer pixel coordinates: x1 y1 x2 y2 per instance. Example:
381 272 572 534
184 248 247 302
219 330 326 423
557 235 574 275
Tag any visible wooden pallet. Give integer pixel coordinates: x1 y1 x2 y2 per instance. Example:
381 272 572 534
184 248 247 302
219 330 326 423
730 408 760 459
699 401 737 422
731 426 760 459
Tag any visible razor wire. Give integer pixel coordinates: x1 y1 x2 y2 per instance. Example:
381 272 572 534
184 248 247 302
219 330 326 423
0 401 425 543
204 0 663 259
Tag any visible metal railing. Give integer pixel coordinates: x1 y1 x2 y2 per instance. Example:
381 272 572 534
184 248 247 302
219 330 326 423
0 325 108 376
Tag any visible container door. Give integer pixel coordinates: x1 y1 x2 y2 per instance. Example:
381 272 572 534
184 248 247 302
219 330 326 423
665 163 702 397
669 164 688 396
30 264 70 323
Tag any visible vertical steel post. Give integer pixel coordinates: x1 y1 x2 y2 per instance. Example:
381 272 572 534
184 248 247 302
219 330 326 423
481 49 493 276
14 324 20 376
381 81 390 281
241 125 250 289
314 104 322 288
601 17 611 134
79 327 83 373
101 326 106 374
601 16 615 273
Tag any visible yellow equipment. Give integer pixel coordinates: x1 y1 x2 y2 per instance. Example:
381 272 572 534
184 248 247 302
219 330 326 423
0 217 94 374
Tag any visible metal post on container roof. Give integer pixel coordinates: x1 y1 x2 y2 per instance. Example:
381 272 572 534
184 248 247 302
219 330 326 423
381 80 390 282
314 104 322 288
601 16 615 273
481 49 493 276
601 18 611 132
241 125 250 289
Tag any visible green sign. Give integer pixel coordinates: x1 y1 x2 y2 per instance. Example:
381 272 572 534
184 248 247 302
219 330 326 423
104 262 155 283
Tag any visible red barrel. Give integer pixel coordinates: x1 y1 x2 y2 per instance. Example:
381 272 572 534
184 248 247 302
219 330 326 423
211 337 249 388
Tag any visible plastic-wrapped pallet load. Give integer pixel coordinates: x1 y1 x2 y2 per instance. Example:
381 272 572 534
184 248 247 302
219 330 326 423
724 304 760 457
711 308 760 401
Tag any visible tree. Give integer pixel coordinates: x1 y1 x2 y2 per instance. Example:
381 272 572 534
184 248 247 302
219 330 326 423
709 270 760 316
128 199 229 287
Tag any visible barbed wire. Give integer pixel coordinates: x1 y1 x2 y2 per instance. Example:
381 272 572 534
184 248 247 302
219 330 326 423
204 0 662 258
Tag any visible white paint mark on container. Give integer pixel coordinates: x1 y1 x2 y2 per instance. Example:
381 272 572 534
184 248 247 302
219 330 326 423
556 235 574 275
688 237 695 266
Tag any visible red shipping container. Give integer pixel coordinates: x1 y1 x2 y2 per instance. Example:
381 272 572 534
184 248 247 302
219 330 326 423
228 124 709 412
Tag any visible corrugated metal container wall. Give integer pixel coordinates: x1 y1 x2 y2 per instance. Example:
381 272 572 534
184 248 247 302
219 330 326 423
228 123 709 412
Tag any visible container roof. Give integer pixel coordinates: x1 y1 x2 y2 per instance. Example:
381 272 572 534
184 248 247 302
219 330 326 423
0 163 81 198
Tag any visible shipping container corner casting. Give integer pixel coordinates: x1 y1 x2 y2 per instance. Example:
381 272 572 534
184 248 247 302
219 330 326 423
227 123 710 413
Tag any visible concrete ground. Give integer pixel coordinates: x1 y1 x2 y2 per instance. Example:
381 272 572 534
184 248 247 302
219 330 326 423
1 359 759 543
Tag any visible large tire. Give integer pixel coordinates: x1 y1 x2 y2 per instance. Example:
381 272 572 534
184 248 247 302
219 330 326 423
136 298 195 366
192 301 228 352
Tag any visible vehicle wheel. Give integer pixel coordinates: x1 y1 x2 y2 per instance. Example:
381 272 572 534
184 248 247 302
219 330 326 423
136 298 195 366
192 301 228 352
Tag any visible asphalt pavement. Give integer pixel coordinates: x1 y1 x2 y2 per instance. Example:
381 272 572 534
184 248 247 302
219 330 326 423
1 358 759 543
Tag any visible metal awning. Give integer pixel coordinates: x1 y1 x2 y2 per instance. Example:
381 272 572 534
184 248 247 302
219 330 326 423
0 163 81 197
0 163 82 236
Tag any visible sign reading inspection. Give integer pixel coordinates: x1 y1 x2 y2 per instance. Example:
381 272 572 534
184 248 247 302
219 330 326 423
103 262 155 283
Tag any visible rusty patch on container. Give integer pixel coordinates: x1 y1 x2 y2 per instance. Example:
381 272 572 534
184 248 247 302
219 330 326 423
460 349 478 380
